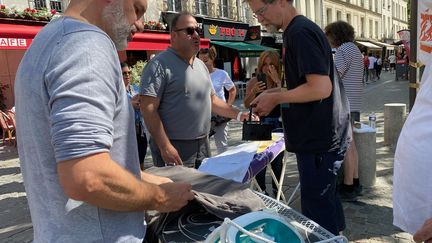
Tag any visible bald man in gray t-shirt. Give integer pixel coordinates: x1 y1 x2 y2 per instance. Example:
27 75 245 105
140 14 251 169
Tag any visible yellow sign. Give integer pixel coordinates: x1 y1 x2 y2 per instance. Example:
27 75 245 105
208 24 217 35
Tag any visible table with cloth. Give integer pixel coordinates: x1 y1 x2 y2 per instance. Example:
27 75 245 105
143 137 344 243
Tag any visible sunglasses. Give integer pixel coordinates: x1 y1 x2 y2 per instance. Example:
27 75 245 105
122 71 131 76
199 48 209 53
174 26 202 36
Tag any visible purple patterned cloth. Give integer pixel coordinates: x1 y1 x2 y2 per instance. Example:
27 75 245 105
242 137 285 183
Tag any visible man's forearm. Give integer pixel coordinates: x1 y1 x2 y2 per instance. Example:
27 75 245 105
227 88 236 105
274 76 332 104
58 153 165 212
212 96 241 119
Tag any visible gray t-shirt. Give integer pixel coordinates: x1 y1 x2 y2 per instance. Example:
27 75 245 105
14 17 145 242
140 48 214 140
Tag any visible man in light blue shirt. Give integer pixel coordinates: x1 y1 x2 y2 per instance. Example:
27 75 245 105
14 0 194 242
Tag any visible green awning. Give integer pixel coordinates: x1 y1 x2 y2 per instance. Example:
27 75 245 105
211 41 276 57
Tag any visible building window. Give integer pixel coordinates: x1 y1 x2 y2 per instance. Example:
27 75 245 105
167 0 182 12
336 11 341 21
49 0 63 12
347 13 352 24
195 0 208 15
360 17 365 37
369 19 373 38
375 21 378 39
34 0 47 9
305 0 312 22
220 0 229 18
326 8 332 26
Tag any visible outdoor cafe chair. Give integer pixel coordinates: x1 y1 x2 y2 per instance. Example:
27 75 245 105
0 110 16 146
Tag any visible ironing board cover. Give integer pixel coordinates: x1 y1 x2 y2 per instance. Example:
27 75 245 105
198 134 285 183
242 136 285 183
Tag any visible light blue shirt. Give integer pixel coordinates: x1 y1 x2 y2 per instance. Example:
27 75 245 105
14 17 145 242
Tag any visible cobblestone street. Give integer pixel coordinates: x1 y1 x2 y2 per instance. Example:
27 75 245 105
0 70 414 242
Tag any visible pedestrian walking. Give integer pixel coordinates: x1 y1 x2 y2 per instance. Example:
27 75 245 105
388 53 396 73
375 54 382 79
325 21 364 202
363 52 370 84
368 53 377 81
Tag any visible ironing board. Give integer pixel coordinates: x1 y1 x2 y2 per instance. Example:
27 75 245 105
158 192 345 243
198 134 299 204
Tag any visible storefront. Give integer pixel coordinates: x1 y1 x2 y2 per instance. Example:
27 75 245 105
355 40 382 56
260 30 283 52
369 40 396 59
201 18 275 81
0 21 210 109
161 12 275 81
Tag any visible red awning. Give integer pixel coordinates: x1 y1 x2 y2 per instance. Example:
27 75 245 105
127 32 171 50
0 23 210 50
0 24 42 49
127 32 210 50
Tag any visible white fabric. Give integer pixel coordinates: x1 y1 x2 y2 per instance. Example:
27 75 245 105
393 59 432 234
388 55 396 64
356 41 381 49
213 122 228 154
368 56 377 69
376 58 382 65
210 69 235 101
198 142 259 182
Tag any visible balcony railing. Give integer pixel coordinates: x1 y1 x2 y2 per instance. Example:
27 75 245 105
193 0 210 16
159 0 243 22
50 0 63 13
160 0 188 12
33 0 47 9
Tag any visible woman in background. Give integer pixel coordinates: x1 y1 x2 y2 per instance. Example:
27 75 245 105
325 21 364 201
121 62 147 170
244 50 283 197
198 47 236 154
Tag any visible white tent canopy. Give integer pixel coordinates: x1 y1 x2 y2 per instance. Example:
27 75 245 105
369 40 396 50
356 41 381 49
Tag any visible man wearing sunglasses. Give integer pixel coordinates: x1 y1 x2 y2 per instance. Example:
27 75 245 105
140 13 252 169
245 0 351 236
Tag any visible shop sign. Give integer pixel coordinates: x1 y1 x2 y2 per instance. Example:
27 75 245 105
203 19 248 41
275 34 283 44
418 1 432 64
205 24 246 41
245 26 261 41
0 38 29 49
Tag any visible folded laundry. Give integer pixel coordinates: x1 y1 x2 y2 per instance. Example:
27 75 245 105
144 166 266 242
